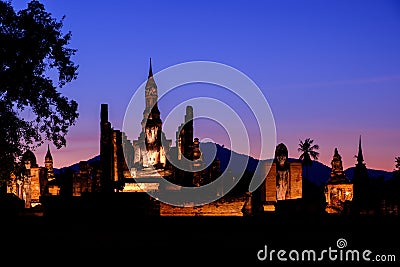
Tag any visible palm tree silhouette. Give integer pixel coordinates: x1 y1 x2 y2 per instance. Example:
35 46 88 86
395 156 400 170
298 138 320 180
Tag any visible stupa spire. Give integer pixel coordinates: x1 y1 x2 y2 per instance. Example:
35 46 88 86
357 135 364 164
45 144 52 161
148 57 153 78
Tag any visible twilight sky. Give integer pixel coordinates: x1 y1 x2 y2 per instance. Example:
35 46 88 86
12 0 400 172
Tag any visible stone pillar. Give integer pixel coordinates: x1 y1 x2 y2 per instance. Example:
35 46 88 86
100 104 113 192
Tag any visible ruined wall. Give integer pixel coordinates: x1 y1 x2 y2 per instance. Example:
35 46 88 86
30 167 43 205
260 160 303 211
289 162 302 199
159 195 247 216
72 161 93 196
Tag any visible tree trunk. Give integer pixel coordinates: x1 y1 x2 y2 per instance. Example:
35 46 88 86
306 165 309 180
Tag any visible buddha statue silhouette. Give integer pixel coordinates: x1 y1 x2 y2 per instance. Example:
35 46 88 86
275 143 290 200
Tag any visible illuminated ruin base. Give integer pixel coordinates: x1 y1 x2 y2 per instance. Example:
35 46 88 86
325 183 353 214
324 148 354 214
159 195 248 216
260 160 303 212
122 182 159 192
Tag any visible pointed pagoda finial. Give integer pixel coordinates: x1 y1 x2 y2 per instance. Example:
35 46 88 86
148 57 153 78
357 135 364 164
334 147 339 156
45 143 52 160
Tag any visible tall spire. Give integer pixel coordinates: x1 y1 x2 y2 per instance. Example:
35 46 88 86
45 143 52 161
357 135 364 164
45 143 55 181
148 57 153 78
142 57 161 131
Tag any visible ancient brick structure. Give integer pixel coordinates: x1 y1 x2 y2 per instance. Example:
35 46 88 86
176 106 194 162
95 59 223 209
324 148 353 214
131 58 171 169
72 161 93 196
8 148 60 208
99 103 132 192
160 194 248 216
115 60 220 189
260 143 303 212
45 144 55 182
167 105 220 187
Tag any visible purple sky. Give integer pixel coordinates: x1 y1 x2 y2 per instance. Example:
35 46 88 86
12 0 400 172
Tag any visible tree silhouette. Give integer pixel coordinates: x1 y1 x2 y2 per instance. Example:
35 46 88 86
395 157 400 171
0 0 78 193
298 138 320 180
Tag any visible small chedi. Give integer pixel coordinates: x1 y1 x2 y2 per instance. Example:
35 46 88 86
324 148 353 214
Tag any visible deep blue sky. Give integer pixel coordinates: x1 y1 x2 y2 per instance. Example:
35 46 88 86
12 0 400 171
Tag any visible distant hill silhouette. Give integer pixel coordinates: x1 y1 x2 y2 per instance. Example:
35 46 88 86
199 142 259 174
299 160 331 186
200 142 393 186
295 161 393 186
54 155 100 175
55 142 393 187
345 167 393 181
